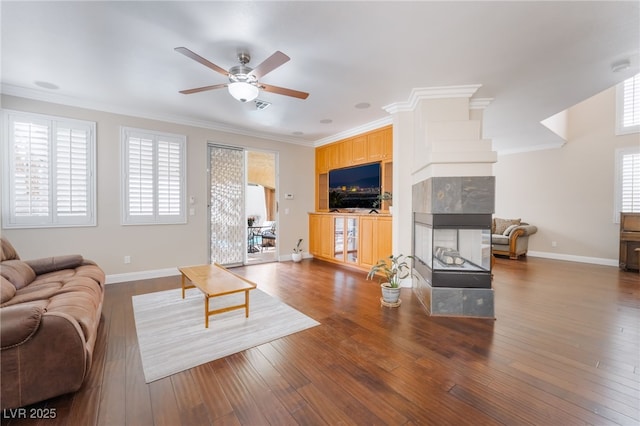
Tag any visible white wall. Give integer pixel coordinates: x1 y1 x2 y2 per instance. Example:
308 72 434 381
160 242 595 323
494 86 638 264
0 95 315 277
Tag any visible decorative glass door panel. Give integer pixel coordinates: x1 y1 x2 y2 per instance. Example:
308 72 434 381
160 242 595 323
334 217 344 260
346 217 358 263
208 145 245 266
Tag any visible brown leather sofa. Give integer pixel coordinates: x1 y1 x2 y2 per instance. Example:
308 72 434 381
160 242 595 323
0 238 105 409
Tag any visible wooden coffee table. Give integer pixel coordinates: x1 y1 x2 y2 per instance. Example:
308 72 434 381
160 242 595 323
178 263 257 328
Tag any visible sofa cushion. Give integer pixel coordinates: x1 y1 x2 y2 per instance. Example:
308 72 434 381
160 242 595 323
0 238 20 261
3 281 62 307
492 234 510 245
1 276 16 304
493 218 521 235
0 260 36 290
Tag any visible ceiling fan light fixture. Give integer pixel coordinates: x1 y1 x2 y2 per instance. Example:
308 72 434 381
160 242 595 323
228 82 259 102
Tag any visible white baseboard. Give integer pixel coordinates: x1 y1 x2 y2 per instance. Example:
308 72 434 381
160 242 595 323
278 252 313 262
105 267 180 284
527 251 618 267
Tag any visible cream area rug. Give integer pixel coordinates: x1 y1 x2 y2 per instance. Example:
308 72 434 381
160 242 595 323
132 288 319 383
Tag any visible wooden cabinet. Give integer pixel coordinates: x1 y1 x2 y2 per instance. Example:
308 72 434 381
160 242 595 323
315 125 392 172
309 214 334 259
333 216 359 264
309 213 392 272
315 125 393 212
367 126 392 162
620 212 640 271
316 144 340 173
351 136 368 164
359 216 392 269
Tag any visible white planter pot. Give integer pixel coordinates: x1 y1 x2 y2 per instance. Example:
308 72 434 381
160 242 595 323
381 283 401 303
291 252 303 263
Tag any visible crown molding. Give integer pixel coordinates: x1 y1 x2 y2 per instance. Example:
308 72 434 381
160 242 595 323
313 115 393 147
469 97 494 110
382 84 483 114
1 84 315 147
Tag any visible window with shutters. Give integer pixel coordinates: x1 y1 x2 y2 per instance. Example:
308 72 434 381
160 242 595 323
2 110 96 228
616 73 640 135
614 147 640 222
121 127 186 225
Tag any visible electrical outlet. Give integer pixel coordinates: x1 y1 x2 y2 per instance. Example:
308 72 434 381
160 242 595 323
124 256 131 264
551 241 557 248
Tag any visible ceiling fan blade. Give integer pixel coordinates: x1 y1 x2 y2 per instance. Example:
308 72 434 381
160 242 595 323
179 83 227 95
175 47 228 77
260 83 309 100
249 51 290 79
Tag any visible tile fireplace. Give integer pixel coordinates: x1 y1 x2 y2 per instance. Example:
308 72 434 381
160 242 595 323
412 176 495 318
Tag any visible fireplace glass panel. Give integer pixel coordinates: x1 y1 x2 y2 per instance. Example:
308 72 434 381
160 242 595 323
432 228 491 272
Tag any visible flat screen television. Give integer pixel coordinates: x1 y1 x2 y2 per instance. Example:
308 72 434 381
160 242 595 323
329 163 381 209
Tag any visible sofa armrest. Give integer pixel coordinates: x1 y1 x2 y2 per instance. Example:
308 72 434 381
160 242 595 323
0 301 47 349
508 225 537 239
25 255 84 275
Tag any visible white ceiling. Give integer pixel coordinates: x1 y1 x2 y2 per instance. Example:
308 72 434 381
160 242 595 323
2 1 639 153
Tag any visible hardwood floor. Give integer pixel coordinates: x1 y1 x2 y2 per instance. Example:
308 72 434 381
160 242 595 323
4 257 639 425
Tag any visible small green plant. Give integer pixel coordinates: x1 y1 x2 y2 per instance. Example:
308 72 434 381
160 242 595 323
373 191 392 208
293 238 303 253
366 254 414 288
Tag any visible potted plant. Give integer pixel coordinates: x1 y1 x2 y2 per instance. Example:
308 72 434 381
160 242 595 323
292 238 303 262
373 191 393 213
366 254 414 304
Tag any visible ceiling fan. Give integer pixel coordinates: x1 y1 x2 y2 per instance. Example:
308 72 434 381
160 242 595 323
175 47 309 103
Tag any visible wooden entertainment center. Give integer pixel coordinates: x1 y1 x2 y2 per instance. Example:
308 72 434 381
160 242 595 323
310 125 393 271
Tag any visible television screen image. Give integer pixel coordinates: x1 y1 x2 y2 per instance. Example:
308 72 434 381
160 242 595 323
329 163 381 209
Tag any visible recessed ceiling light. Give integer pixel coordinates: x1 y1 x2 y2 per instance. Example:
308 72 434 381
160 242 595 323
355 102 371 109
320 119 333 124
34 81 59 90
292 131 304 136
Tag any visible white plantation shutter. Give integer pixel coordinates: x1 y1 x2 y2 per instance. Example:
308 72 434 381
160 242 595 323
122 128 186 224
55 124 91 218
616 73 640 134
2 111 96 228
621 151 640 212
615 147 640 221
157 139 183 216
127 135 155 217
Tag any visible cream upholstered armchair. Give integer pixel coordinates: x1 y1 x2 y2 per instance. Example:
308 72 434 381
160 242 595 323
491 218 537 260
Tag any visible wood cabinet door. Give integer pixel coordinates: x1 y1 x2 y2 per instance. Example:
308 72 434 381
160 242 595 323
325 144 339 170
351 136 367 164
376 217 392 260
337 140 353 168
359 216 392 269
367 131 385 161
310 214 334 258
309 215 324 256
316 146 328 173
359 216 376 268
367 127 392 162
